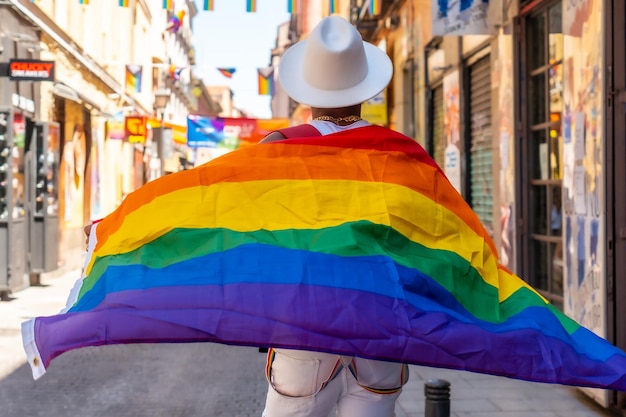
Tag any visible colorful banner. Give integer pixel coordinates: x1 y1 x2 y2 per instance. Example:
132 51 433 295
217 67 236 78
246 0 256 12
119 0 129 7
106 118 125 139
257 67 274 96
124 65 142 94
163 0 173 10
79 0 89 5
432 0 494 35
204 0 214 11
369 0 381 15
287 0 296 13
187 115 289 149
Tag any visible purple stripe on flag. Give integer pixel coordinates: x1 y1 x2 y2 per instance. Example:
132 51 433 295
32 284 626 390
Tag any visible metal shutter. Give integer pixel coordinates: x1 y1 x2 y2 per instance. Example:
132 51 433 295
432 85 445 169
469 55 493 236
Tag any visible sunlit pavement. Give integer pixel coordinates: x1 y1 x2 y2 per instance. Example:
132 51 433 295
0 270 619 417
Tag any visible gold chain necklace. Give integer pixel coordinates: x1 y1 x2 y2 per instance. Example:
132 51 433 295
312 115 362 124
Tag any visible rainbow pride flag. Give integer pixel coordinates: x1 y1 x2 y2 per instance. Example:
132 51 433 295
329 0 338 14
246 0 256 12
119 0 129 6
204 0 214 11
370 0 381 15
163 0 173 10
287 0 296 13
217 67 236 78
257 67 274 95
21 126 626 389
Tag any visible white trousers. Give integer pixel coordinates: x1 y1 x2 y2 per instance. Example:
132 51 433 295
262 349 403 417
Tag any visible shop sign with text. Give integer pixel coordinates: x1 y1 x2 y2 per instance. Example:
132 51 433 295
8 59 55 82
125 116 148 144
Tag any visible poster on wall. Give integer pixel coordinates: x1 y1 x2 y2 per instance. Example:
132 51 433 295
562 0 606 406
362 91 388 126
432 0 495 36
443 71 461 192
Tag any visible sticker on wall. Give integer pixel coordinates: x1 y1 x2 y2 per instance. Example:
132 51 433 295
432 0 495 36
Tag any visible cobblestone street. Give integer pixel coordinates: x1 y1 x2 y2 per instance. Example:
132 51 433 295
0 342 269 417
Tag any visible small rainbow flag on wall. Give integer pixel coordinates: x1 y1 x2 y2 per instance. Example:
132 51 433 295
203 0 214 11
20 126 626 391
119 0 129 7
257 67 274 95
246 0 256 12
287 0 297 13
163 0 173 10
369 0 381 15
329 0 338 14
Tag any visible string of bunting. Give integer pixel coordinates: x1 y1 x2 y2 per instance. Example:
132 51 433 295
62 0 382 16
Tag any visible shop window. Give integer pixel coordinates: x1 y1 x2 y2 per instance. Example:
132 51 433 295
520 1 564 308
0 115 8 220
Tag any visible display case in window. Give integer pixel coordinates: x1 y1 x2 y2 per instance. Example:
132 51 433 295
0 107 25 295
29 122 60 274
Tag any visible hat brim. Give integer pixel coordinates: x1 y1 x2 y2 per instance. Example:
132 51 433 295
278 40 393 109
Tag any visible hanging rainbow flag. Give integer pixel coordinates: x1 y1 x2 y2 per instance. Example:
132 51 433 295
329 0 339 14
119 0 129 6
20 126 626 390
203 0 214 11
246 0 256 12
257 67 274 95
369 0 381 15
124 65 142 93
287 0 296 13
217 67 236 78
168 64 183 81
163 0 173 10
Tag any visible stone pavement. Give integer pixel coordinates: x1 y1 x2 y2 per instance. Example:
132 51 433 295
0 269 622 417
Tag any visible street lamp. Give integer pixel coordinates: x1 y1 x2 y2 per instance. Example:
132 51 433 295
153 89 170 118
153 89 170 177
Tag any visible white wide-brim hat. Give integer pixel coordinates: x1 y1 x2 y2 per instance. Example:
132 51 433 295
279 15 393 109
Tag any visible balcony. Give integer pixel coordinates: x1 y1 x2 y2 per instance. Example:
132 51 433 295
351 0 401 42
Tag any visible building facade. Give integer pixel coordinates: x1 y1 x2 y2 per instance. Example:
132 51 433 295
0 0 207 296
279 0 625 411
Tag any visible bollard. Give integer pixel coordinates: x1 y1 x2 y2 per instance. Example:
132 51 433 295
424 378 451 417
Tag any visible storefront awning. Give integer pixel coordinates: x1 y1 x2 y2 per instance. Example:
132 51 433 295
148 119 187 144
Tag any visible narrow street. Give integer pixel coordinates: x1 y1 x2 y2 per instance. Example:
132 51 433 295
0 342 269 417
